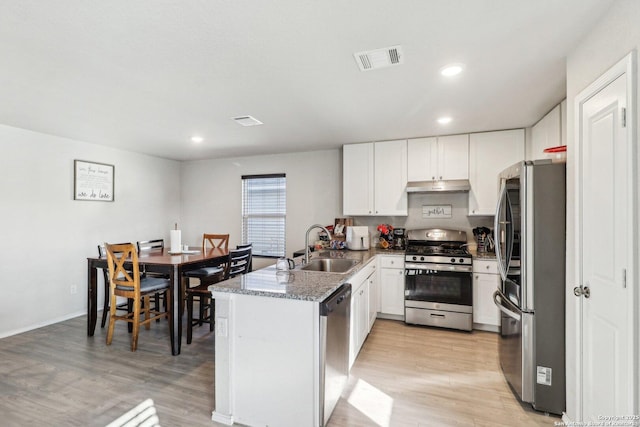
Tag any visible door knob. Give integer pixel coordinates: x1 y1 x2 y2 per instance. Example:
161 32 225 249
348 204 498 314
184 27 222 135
574 285 591 298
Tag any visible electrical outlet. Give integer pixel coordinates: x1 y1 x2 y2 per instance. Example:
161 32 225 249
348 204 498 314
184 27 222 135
70 285 78 294
216 317 228 337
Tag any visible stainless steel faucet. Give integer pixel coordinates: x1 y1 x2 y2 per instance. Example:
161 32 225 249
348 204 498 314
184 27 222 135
304 224 331 264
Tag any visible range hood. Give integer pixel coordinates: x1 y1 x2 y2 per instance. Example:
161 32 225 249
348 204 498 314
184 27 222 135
406 179 471 193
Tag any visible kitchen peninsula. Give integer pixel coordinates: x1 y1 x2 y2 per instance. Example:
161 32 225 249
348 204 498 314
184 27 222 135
208 249 385 427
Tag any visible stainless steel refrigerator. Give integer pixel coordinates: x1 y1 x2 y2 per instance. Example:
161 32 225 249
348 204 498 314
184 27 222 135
493 160 566 415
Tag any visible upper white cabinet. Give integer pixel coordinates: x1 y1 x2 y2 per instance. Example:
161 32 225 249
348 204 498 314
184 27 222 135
343 140 408 216
468 129 524 216
530 103 564 160
407 134 469 181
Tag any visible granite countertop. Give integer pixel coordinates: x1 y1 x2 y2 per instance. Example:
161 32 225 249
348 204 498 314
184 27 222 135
208 247 403 302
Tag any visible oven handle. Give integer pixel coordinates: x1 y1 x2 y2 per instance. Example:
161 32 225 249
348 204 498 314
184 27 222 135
404 263 472 273
493 290 521 321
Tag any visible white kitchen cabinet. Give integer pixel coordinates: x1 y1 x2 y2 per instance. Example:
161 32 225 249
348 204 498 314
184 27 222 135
343 140 407 216
349 260 376 368
530 104 562 160
468 129 524 216
407 134 469 181
560 99 567 148
343 143 374 216
472 259 500 332
378 255 405 318
367 267 378 331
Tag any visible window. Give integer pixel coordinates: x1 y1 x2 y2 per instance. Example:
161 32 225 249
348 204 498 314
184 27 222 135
242 174 286 257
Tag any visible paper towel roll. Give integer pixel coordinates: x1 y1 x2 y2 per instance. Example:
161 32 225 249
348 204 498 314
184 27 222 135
170 230 182 253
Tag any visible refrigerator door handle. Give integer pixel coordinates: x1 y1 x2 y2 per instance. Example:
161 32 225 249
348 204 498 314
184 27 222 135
493 290 521 321
494 183 509 281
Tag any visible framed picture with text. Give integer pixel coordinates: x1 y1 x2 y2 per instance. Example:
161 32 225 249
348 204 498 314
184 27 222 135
74 160 114 201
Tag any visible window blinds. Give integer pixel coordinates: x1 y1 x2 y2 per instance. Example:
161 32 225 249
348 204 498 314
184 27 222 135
241 174 286 257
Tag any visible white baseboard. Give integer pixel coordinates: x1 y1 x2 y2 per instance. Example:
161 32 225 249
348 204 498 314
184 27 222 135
473 322 500 333
0 310 86 339
562 412 572 424
212 411 234 425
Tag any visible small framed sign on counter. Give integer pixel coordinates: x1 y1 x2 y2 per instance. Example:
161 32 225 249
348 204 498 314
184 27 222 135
422 204 452 219
74 160 114 201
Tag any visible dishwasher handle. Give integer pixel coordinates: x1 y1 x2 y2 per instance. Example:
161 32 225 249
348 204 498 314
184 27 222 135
320 283 352 316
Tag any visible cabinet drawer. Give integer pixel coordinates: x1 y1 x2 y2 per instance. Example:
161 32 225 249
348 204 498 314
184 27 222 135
473 259 498 274
378 256 403 269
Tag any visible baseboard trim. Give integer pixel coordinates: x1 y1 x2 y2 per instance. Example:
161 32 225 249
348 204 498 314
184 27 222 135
0 310 86 339
562 412 572 424
212 411 234 425
473 322 500 333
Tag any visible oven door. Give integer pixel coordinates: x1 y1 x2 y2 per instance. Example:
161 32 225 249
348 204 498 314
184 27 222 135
404 264 473 308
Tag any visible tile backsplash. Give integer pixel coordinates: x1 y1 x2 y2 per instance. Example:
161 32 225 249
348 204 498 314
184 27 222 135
351 192 493 248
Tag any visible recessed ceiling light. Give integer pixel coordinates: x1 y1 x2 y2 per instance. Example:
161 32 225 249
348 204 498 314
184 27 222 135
437 116 452 124
440 64 464 77
191 136 204 143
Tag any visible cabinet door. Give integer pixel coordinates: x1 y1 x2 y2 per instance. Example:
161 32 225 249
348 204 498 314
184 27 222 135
379 268 405 316
407 137 437 181
437 134 469 180
530 104 561 160
349 285 359 368
468 129 524 215
472 272 501 327
343 143 374 215
357 283 369 350
374 140 408 215
367 271 378 331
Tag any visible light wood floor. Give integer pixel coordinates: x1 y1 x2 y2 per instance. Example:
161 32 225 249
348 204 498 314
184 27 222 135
0 316 559 426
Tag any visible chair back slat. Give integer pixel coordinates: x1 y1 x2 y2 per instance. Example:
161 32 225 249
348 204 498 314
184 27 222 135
226 246 252 279
136 239 164 253
236 243 253 272
203 234 229 250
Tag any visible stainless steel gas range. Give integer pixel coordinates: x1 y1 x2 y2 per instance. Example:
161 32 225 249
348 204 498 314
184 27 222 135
404 228 473 331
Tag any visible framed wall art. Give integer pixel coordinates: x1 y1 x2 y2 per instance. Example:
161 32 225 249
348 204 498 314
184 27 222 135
74 160 114 201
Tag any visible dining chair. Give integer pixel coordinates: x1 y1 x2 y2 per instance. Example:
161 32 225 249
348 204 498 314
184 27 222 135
98 244 130 328
136 239 169 318
183 233 230 291
236 243 253 273
186 244 252 344
105 242 171 351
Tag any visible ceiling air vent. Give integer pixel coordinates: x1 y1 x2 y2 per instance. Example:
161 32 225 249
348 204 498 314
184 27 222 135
354 45 403 71
233 115 263 127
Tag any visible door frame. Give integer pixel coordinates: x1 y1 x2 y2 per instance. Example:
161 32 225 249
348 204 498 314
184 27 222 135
572 51 638 420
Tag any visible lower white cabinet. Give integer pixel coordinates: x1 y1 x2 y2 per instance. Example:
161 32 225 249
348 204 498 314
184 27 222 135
349 260 375 368
472 259 500 331
378 255 405 318
367 268 378 331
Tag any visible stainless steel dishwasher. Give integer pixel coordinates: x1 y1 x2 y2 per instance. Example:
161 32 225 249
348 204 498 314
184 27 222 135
319 283 351 426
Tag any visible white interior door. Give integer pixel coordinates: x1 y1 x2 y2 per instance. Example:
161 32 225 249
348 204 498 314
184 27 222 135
578 60 634 420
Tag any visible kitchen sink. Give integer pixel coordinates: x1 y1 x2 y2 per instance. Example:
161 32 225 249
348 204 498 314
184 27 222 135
300 258 359 273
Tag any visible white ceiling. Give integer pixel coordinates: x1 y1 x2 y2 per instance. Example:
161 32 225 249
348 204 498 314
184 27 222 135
0 1 614 161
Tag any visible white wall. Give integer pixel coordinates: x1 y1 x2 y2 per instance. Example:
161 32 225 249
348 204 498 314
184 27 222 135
180 149 342 266
565 0 640 419
0 124 181 338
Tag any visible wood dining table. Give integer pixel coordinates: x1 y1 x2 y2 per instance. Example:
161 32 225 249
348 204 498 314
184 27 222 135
86 247 229 355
